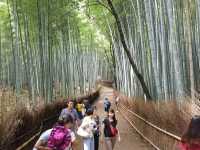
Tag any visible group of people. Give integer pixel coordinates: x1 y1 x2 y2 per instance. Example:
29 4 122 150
77 97 120 150
32 91 200 150
33 95 120 150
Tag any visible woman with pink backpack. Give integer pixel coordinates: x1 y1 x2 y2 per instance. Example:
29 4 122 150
47 114 75 150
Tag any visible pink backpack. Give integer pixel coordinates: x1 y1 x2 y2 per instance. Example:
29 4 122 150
47 125 71 150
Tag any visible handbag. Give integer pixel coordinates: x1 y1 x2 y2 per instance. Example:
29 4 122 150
77 126 91 138
110 125 118 136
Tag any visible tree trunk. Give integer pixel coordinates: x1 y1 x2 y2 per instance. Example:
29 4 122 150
106 0 152 100
0 27 2 84
187 0 194 100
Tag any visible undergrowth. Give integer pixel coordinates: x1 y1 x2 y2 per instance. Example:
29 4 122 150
120 95 193 136
0 89 99 149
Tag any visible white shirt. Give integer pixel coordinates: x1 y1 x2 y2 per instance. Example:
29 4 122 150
80 116 96 138
33 129 52 150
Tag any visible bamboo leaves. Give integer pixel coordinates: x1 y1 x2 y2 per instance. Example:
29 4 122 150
99 0 200 100
0 0 112 105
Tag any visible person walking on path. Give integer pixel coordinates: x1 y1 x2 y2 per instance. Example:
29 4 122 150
33 129 53 150
76 99 84 120
77 108 96 150
33 119 76 150
93 106 100 150
47 114 75 150
60 99 80 129
83 99 92 115
177 116 200 150
104 97 111 114
114 91 120 112
101 109 120 150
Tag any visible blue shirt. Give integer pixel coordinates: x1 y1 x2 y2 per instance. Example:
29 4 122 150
104 100 111 108
60 108 79 123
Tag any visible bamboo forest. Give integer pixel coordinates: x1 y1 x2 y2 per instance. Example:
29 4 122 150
0 0 200 150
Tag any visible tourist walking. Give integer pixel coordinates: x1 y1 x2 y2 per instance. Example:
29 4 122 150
77 108 96 150
93 106 100 150
101 109 120 150
114 91 120 112
104 97 111 114
33 129 52 150
60 99 80 129
33 116 76 150
83 99 92 114
76 99 84 120
47 114 75 150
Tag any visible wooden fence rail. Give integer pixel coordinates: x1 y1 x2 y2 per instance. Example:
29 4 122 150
119 104 181 150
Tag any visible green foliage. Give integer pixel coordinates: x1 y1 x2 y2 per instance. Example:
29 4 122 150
0 0 112 103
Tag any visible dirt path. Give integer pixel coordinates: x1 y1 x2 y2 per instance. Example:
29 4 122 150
96 86 154 150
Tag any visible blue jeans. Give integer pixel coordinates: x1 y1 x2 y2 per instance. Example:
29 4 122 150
83 137 94 150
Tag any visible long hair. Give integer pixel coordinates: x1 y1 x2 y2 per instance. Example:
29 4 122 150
109 109 117 124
